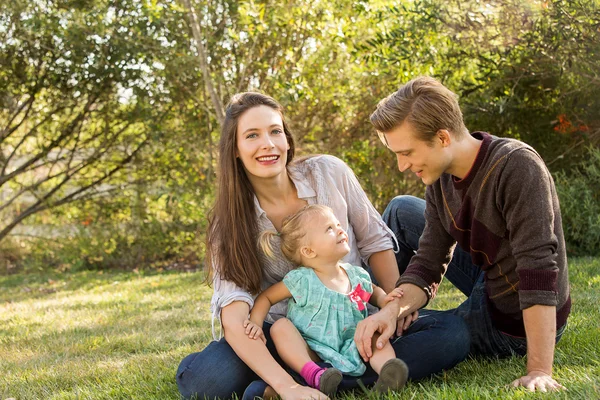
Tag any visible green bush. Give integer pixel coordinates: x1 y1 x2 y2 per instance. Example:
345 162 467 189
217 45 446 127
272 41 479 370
555 146 600 256
22 220 202 272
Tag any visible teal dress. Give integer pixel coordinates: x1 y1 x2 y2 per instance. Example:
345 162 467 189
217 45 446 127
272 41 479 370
282 263 373 376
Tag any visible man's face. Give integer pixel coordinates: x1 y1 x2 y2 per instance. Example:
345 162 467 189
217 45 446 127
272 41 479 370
380 121 451 185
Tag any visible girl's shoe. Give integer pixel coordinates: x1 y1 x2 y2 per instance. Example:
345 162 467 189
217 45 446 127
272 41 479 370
373 358 409 393
319 368 343 396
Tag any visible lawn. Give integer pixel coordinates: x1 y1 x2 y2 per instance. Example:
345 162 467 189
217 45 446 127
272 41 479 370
1 258 599 399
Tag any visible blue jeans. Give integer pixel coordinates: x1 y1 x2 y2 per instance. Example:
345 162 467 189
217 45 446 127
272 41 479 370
177 314 468 399
176 195 471 399
382 195 565 358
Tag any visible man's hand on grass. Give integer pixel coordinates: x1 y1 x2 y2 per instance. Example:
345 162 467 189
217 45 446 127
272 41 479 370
510 371 565 392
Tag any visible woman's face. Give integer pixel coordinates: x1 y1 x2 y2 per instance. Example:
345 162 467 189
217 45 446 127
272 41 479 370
236 105 290 180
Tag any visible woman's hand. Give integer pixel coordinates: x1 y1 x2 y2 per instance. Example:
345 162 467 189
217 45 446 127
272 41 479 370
243 319 266 344
277 385 329 400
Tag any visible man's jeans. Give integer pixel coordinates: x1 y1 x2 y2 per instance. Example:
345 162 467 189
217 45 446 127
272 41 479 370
382 195 565 358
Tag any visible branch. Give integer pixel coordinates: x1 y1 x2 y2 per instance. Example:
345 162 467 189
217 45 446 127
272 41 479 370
180 0 225 127
0 96 96 188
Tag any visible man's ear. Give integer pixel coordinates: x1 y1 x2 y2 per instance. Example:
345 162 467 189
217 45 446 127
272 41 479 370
437 129 452 147
300 246 316 259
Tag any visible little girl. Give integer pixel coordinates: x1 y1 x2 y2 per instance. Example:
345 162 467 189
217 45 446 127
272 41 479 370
244 204 409 397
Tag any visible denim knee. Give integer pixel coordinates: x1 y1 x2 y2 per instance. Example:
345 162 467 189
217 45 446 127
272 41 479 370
383 195 425 222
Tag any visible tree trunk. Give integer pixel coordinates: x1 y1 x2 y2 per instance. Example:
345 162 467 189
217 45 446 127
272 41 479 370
180 0 225 128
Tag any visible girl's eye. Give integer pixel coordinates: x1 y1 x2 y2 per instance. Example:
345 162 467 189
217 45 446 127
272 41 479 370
327 226 333 231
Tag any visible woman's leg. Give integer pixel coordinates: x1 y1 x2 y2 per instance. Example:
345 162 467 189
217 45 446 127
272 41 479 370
382 195 482 296
176 322 280 400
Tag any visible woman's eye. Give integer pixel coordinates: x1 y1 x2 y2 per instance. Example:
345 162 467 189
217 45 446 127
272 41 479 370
272 129 283 135
246 133 258 139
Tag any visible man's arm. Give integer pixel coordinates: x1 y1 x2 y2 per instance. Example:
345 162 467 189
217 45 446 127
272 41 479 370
511 305 565 391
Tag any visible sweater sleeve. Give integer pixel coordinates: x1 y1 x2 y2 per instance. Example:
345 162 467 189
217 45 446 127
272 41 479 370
497 149 560 309
397 185 457 304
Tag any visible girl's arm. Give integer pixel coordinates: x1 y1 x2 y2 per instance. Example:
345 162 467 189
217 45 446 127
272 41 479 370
369 284 404 309
249 281 292 327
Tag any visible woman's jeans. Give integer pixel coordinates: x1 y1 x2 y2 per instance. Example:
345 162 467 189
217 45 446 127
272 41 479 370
177 195 476 400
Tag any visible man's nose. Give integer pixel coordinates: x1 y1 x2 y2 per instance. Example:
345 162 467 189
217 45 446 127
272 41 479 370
397 156 410 172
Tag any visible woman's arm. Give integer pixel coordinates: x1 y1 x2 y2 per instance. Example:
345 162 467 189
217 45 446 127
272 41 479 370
368 249 400 294
222 301 326 399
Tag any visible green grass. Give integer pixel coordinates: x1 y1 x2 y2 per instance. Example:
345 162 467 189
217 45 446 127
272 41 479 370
1 258 599 399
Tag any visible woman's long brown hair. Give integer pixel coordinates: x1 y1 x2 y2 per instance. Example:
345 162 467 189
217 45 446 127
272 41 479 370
205 92 295 294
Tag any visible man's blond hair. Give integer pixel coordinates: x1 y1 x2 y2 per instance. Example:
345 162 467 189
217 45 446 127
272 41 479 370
370 76 468 142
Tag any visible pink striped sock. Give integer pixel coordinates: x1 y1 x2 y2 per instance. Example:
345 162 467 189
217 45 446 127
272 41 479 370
300 361 326 388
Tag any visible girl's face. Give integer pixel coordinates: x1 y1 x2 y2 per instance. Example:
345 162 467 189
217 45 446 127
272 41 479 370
304 211 350 262
236 105 290 180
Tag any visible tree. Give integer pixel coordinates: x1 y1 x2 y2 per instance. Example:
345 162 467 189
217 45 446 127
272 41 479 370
0 0 173 242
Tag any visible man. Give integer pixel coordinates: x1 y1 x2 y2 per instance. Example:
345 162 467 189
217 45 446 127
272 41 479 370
355 76 570 392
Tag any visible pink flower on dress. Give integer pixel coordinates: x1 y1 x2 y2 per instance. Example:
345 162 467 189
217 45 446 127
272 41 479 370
348 283 371 311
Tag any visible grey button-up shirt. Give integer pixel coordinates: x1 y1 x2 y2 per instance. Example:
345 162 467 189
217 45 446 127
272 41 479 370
210 155 397 339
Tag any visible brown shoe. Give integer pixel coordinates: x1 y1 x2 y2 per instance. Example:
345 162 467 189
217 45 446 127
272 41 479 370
373 358 409 393
319 368 343 396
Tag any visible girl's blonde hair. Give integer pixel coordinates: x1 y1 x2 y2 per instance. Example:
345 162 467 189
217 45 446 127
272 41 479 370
259 204 332 264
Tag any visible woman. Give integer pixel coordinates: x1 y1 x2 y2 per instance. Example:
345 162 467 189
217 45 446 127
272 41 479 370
176 93 469 400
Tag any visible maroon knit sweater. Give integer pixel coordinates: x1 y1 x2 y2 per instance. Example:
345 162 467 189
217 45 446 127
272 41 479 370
399 132 571 337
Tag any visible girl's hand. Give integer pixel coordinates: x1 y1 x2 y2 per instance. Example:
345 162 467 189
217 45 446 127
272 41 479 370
383 287 404 305
243 319 266 344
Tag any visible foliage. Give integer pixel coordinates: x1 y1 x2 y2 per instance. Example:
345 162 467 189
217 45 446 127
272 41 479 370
2 0 600 268
554 147 600 256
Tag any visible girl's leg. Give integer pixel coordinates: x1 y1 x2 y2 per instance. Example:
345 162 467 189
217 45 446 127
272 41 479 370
270 318 342 395
270 318 319 372
368 333 396 374
369 333 409 393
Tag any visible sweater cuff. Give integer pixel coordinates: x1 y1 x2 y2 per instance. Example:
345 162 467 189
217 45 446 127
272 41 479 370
397 264 441 307
517 269 559 310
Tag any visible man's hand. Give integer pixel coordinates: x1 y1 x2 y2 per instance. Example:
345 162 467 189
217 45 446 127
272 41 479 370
354 301 399 361
383 287 419 336
243 319 266 344
510 371 565 392
396 309 419 336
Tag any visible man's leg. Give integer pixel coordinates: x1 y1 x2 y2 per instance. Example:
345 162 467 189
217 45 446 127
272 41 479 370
176 322 280 400
382 195 481 296
330 311 470 392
